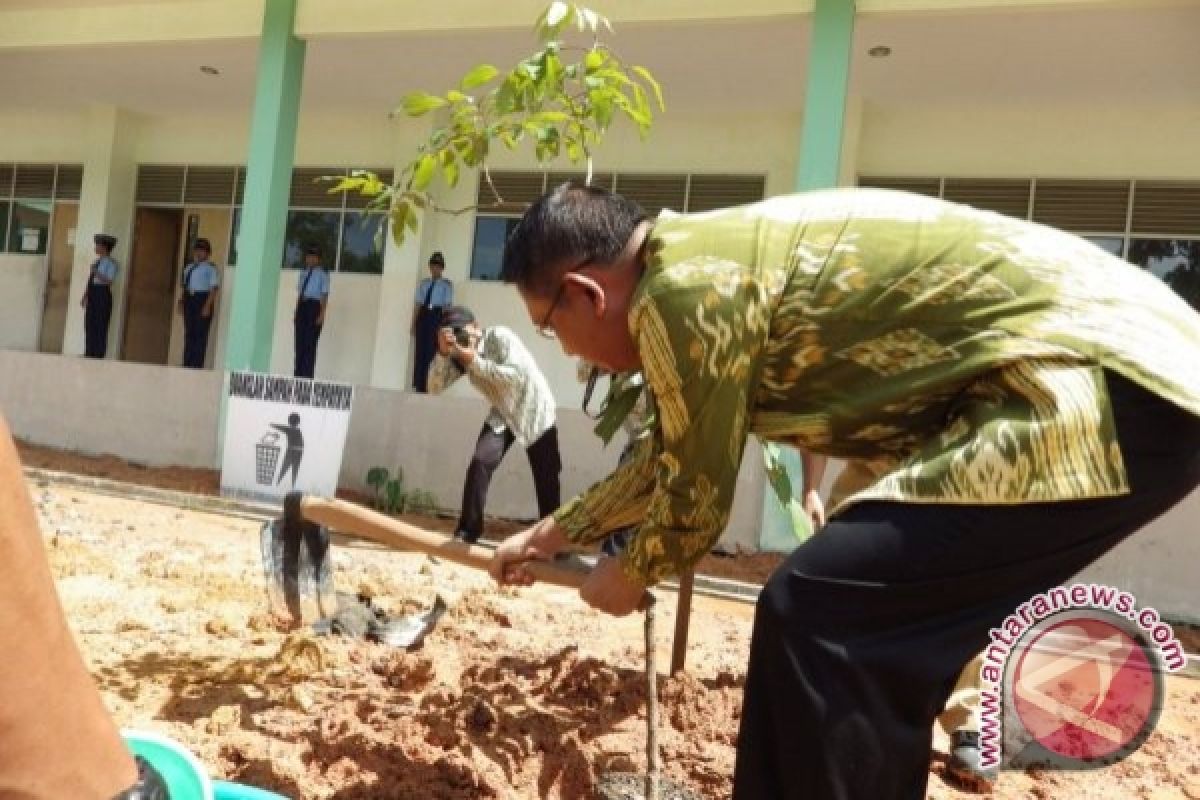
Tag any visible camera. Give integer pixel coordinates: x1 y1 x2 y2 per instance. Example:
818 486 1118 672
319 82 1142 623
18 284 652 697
452 326 472 347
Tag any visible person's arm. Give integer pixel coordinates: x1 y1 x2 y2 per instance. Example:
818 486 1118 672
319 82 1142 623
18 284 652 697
0 416 139 796
611 279 765 586
801 450 828 530
316 273 329 325
426 330 465 395
202 267 219 318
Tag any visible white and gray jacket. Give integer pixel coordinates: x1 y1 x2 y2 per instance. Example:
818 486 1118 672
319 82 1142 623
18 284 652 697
427 326 557 447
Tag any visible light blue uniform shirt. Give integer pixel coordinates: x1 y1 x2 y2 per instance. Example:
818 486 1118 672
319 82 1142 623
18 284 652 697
183 260 220 293
414 277 453 308
92 256 117 284
298 266 330 299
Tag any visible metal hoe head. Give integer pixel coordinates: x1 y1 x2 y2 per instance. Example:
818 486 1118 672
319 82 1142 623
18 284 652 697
260 492 338 625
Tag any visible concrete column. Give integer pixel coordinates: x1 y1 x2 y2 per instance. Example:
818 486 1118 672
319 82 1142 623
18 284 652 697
223 0 305 373
63 104 137 357
760 0 856 550
795 0 856 191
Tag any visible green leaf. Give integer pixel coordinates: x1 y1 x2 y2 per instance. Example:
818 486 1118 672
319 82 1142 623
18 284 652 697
446 89 469 104
366 467 389 489
412 154 436 191
632 65 665 110
443 157 460 188
584 49 604 72
460 63 499 91
400 91 448 116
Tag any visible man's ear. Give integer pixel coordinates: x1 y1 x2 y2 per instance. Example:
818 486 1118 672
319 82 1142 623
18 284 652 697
565 272 607 319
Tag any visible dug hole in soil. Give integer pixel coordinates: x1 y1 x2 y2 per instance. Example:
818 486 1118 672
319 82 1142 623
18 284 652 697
28 474 1200 798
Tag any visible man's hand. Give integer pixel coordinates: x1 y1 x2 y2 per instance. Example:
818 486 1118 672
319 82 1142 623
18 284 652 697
201 303 213 319
803 488 826 531
439 327 475 365
488 518 568 586
580 556 646 617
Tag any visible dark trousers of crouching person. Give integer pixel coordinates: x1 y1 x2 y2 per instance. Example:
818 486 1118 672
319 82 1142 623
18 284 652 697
734 371 1200 800
458 423 561 542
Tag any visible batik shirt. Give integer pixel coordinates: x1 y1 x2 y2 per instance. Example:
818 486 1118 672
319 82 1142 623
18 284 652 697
553 189 1200 585
427 326 557 447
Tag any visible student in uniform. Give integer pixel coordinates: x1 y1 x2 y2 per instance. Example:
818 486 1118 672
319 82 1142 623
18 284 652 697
81 233 118 359
178 237 220 369
411 251 453 392
294 242 330 379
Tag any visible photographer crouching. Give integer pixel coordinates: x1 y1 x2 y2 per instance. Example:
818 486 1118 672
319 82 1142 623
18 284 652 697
427 305 563 544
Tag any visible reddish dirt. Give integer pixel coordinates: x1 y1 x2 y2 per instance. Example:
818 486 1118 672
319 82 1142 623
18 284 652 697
16 440 776 585
32 478 1200 799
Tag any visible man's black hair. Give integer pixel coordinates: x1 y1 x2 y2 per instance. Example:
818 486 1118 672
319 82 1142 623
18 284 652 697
501 182 647 294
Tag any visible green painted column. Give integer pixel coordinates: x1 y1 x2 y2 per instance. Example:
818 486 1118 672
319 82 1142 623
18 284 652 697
760 0 856 551
795 0 855 191
225 0 305 372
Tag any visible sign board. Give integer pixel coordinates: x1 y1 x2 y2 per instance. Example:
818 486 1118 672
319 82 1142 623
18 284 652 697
220 371 354 504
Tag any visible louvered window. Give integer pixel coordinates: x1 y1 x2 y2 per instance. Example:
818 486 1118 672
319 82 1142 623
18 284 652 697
136 165 186 204
55 165 83 200
12 164 56 199
1033 180 1129 233
943 179 1031 218
290 167 342 209
858 176 942 198
1131 182 1200 237
184 166 237 205
477 171 548 213
687 174 767 212
546 171 615 192
614 173 688 216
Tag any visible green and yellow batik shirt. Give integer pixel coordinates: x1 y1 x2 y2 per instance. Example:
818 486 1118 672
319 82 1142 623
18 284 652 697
553 190 1200 585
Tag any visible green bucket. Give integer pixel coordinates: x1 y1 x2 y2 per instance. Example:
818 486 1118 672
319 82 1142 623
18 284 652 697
122 729 213 800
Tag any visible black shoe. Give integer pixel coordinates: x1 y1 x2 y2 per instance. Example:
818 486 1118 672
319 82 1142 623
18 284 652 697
945 730 996 794
453 530 481 544
111 756 169 800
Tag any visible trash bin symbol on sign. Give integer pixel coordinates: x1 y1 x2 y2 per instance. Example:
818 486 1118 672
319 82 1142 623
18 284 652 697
256 432 282 486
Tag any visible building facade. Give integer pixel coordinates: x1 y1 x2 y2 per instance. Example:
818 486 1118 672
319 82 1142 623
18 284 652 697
1 0 1197 612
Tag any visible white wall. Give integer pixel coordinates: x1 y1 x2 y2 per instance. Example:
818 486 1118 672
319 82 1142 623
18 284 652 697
0 255 47 351
0 350 222 468
0 349 765 553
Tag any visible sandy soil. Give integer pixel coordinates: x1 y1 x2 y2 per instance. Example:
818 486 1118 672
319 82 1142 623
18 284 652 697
26 477 1200 799
16 439 782 585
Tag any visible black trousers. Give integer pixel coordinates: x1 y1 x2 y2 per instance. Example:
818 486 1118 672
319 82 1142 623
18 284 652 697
457 423 561 539
734 371 1200 800
294 299 322 379
412 307 442 392
83 283 112 359
182 291 213 369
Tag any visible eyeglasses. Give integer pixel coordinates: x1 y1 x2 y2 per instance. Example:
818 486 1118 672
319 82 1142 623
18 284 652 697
537 260 592 339
536 279 569 339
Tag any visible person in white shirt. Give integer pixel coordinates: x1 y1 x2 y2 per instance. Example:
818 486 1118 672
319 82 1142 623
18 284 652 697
428 305 561 543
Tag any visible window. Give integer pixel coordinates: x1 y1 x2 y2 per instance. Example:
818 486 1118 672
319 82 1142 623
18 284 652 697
282 211 340 270
469 170 768 281
8 200 50 255
860 176 1200 309
1083 236 1124 258
470 216 521 281
136 164 392 274
339 212 387 274
1128 239 1200 311
0 163 82 254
